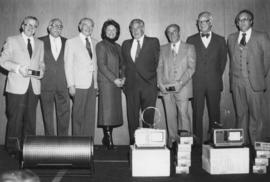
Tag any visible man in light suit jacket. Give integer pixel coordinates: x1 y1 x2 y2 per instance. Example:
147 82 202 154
187 11 227 144
39 18 70 136
228 10 270 146
64 17 98 138
0 16 44 154
157 24 196 147
122 19 160 144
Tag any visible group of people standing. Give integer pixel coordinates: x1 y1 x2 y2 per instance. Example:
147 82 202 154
0 9 269 156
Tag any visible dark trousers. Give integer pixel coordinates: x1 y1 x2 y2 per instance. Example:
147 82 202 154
192 85 221 144
6 82 39 149
232 77 263 145
72 84 96 138
125 75 157 144
40 90 70 136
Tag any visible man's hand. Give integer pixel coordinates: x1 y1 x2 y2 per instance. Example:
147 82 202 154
175 81 183 92
69 86 76 97
159 84 168 94
18 65 29 77
114 78 123 87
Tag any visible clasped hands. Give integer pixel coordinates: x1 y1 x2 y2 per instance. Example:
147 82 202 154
159 81 183 94
114 77 126 87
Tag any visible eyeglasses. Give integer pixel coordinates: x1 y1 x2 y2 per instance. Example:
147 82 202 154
238 18 250 23
24 23 38 29
198 19 210 24
51 24 63 29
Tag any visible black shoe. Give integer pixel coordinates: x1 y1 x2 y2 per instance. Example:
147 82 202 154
102 126 115 150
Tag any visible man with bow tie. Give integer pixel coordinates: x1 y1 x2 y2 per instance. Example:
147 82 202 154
228 10 270 146
157 24 196 148
187 11 227 145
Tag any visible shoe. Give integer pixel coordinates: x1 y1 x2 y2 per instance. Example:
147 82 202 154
102 126 115 150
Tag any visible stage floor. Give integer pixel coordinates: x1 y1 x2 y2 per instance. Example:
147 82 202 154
0 145 269 182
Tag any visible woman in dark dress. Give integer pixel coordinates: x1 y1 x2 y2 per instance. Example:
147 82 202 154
96 19 125 149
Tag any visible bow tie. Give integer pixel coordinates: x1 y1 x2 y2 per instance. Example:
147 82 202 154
201 33 210 38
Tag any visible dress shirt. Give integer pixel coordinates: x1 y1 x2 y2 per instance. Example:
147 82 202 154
238 28 252 44
49 35 62 60
22 32 34 50
131 35 144 61
79 33 94 59
200 31 212 48
171 40 181 55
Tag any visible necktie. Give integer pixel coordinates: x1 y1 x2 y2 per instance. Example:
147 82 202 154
86 38 93 59
240 33 246 46
201 33 210 38
27 38 32 58
135 40 141 59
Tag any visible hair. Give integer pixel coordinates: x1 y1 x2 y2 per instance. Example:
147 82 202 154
234 9 254 27
1 170 40 182
197 11 213 25
101 19 120 42
129 18 144 32
78 17 94 32
47 18 63 34
165 24 180 34
19 16 39 32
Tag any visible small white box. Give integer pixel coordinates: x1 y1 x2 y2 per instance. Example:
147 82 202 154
130 145 170 177
253 165 267 174
178 144 191 152
179 136 193 145
202 145 249 174
177 159 191 167
257 150 270 158
255 158 269 166
177 151 191 160
176 166 189 174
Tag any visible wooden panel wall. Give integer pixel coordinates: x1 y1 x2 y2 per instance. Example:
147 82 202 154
0 0 269 145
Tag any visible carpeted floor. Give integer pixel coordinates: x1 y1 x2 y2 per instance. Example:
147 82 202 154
0 145 269 182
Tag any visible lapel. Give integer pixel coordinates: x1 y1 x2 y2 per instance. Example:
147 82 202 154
76 35 90 58
231 32 239 56
176 41 185 61
32 38 40 60
18 35 31 60
44 35 55 61
127 39 134 64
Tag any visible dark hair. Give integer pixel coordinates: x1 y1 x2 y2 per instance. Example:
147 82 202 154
101 19 120 42
129 18 144 32
235 9 254 27
1 169 40 182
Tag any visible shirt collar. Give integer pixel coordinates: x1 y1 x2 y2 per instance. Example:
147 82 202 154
171 40 181 48
80 33 91 42
240 28 252 37
49 34 61 41
22 32 34 43
200 31 212 38
134 35 145 45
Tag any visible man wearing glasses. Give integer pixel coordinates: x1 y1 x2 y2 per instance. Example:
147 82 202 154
39 18 70 136
64 18 98 138
228 10 270 146
0 16 45 155
187 11 227 145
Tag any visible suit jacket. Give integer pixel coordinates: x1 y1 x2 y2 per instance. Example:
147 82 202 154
187 32 227 91
157 41 196 99
39 35 67 91
0 34 44 95
121 36 160 90
64 35 98 89
227 30 270 92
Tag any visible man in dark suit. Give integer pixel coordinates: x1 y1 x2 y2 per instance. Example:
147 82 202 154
39 18 70 136
122 19 160 144
228 10 270 146
0 16 44 154
187 11 227 144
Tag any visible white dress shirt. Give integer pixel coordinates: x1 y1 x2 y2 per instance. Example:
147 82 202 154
238 28 252 44
131 35 144 62
200 31 212 48
49 35 62 60
22 32 34 50
171 40 181 55
79 33 93 57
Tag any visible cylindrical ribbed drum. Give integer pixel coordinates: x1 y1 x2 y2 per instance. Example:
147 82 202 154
22 136 94 168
